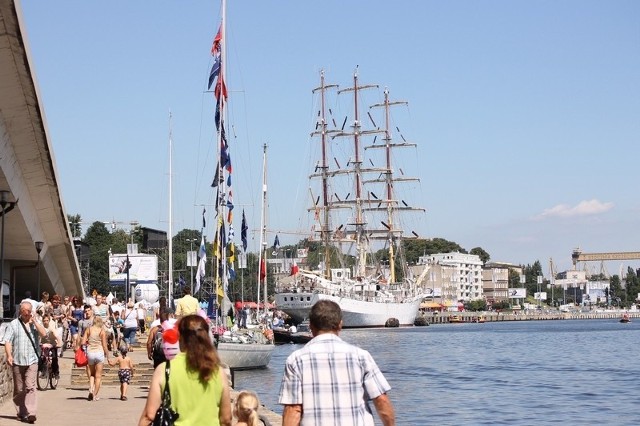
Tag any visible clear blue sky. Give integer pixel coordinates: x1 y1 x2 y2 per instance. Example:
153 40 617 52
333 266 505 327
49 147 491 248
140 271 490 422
19 0 640 274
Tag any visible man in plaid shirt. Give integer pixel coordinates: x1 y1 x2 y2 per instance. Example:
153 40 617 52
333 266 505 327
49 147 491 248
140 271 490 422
3 301 48 424
279 300 395 426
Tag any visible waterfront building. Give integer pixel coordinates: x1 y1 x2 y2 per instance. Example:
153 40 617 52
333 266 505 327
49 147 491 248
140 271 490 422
481 266 509 304
418 252 483 303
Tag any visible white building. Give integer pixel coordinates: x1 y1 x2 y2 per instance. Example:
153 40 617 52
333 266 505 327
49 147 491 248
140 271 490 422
418 252 484 302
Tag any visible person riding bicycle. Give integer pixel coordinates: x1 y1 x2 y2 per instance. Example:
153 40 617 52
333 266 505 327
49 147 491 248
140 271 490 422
40 314 61 377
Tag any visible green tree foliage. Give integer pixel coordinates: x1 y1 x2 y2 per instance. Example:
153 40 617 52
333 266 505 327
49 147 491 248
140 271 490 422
401 238 468 265
469 247 490 264
609 275 624 306
68 214 82 238
624 267 640 307
464 299 487 311
82 221 112 296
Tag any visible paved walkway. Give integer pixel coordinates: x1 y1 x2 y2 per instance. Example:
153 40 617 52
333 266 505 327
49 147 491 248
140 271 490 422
0 344 282 425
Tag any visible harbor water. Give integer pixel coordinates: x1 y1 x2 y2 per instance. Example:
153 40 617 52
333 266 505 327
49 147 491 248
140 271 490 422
235 319 640 425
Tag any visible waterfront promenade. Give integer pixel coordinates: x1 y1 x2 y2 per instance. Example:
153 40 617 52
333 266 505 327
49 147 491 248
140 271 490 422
0 343 282 425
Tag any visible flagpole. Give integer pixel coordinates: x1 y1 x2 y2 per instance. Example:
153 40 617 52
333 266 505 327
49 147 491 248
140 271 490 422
168 111 174 306
257 144 267 321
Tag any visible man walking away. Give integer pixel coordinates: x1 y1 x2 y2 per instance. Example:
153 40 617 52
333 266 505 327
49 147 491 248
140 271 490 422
3 301 48 424
175 286 199 318
278 300 395 426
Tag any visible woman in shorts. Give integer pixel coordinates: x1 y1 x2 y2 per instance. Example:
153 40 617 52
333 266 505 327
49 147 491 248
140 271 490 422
81 315 109 401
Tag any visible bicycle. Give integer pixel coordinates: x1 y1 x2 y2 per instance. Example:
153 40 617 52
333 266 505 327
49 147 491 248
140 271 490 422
37 343 59 390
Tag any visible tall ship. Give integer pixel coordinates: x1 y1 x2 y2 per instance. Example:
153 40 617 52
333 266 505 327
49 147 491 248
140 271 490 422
275 70 427 328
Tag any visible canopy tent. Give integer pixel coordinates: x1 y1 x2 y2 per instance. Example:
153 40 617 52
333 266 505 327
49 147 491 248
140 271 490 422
420 301 443 309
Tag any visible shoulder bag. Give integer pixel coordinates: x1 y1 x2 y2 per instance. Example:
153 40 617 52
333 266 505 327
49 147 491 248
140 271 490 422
152 360 179 426
18 320 43 371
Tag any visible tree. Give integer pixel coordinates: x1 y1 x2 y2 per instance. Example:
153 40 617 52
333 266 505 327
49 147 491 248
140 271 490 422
68 213 82 238
470 247 490 264
82 221 112 295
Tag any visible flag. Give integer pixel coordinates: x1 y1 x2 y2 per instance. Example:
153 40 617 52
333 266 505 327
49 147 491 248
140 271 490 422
211 25 222 55
208 54 221 90
260 258 266 281
202 207 206 228
194 235 206 294
272 235 280 255
228 243 236 263
241 210 248 252
290 261 299 276
209 25 222 90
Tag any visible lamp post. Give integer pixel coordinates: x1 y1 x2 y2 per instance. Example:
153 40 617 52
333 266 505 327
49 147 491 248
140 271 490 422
35 241 44 298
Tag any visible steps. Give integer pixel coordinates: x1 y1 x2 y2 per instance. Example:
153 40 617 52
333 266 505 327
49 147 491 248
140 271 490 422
70 330 156 387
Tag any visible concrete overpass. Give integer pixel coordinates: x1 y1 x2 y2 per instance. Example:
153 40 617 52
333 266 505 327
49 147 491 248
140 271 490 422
0 0 83 317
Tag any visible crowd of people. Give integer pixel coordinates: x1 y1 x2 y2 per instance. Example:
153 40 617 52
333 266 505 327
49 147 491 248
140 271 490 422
3 288 397 425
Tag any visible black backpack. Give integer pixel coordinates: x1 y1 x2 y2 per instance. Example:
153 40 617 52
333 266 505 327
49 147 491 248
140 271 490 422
152 328 166 364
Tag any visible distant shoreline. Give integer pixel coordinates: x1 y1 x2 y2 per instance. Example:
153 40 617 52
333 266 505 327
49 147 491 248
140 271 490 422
418 310 638 324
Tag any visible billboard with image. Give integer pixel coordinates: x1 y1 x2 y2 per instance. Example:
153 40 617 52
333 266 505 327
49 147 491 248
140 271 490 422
109 254 158 286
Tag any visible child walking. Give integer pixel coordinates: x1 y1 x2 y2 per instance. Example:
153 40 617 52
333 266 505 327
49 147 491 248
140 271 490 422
234 391 260 426
108 345 134 401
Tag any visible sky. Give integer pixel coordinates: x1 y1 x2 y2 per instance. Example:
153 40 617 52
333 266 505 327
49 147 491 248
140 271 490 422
18 0 640 275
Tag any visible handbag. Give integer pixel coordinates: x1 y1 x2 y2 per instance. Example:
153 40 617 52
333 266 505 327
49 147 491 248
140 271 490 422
75 346 88 367
152 360 179 426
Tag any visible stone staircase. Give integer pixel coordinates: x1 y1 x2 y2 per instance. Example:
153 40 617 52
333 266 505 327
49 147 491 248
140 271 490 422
70 330 156 387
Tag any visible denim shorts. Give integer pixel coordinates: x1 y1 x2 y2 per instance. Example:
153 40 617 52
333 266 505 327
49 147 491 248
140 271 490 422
123 327 137 344
87 351 104 366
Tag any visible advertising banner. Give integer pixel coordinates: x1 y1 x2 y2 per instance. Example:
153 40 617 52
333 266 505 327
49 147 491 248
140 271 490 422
423 287 442 298
534 292 547 301
109 254 158 286
508 288 526 298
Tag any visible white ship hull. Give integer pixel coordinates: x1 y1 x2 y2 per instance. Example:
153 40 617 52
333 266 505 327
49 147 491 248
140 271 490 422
217 342 274 370
275 292 422 328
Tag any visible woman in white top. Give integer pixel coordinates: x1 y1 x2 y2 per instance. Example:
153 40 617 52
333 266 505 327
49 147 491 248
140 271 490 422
121 301 139 352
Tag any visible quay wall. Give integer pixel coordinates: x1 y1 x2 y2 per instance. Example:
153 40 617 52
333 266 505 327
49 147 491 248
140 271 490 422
419 311 640 324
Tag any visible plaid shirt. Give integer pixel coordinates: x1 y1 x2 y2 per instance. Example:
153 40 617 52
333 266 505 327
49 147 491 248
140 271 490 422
3 318 40 366
279 333 391 426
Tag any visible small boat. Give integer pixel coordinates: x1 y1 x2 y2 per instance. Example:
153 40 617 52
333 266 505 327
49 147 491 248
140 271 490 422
289 322 313 345
620 314 631 323
448 315 463 324
273 322 313 345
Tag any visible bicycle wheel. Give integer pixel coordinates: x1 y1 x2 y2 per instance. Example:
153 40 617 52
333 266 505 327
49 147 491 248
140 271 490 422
36 363 49 390
49 368 59 389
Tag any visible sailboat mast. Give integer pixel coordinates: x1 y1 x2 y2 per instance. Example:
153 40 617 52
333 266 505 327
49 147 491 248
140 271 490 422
168 112 174 304
257 144 268 319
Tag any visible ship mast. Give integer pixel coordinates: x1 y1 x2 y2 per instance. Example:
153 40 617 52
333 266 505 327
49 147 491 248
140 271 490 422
368 88 424 283
337 68 378 278
311 70 338 280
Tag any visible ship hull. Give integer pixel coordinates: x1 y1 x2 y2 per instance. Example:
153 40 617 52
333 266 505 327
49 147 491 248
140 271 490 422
217 342 274 370
275 292 422 328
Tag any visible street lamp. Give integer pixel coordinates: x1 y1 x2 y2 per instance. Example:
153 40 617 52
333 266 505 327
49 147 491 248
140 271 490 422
35 241 44 298
1 190 18 299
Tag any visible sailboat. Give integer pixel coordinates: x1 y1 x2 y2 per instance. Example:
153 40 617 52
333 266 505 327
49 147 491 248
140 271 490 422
205 0 273 369
274 70 427 328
